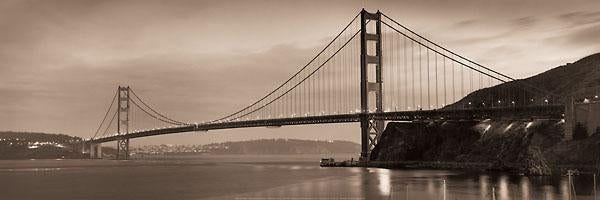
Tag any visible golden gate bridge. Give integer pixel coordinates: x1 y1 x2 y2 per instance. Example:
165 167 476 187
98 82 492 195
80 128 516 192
84 10 563 161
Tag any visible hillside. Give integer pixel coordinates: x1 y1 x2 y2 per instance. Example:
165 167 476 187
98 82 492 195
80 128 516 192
209 139 360 154
0 131 84 159
134 139 361 155
450 53 600 108
372 53 600 175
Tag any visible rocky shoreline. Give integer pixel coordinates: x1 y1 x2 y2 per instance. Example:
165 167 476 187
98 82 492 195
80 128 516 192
369 120 600 176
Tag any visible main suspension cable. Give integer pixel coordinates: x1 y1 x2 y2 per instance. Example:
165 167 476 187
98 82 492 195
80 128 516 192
92 90 118 139
129 89 188 125
211 13 361 122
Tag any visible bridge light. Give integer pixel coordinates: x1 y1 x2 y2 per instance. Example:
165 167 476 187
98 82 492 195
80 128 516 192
468 102 472 105
595 95 599 99
511 101 515 104
544 99 549 103
498 100 501 104
530 99 534 102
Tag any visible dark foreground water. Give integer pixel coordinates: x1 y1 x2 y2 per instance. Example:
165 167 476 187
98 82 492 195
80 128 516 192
0 155 597 200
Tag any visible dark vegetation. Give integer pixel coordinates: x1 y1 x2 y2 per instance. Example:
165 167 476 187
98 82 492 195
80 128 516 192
572 122 588 140
0 131 84 159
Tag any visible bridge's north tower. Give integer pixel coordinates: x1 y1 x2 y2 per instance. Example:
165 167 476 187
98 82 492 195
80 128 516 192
359 10 384 161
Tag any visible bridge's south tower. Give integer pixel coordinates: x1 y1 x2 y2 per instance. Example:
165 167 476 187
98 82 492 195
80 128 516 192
117 86 130 160
359 9 384 161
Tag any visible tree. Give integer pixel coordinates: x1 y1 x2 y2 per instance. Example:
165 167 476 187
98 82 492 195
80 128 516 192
572 122 588 140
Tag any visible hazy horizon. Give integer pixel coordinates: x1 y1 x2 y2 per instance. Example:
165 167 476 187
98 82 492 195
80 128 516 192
2 0 600 145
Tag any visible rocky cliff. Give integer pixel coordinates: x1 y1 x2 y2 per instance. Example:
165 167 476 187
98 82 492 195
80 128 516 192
371 119 600 175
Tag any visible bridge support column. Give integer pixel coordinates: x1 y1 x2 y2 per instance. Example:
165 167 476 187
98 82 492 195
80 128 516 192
117 139 129 160
89 143 95 159
96 143 102 159
117 86 130 160
89 143 102 159
359 9 385 162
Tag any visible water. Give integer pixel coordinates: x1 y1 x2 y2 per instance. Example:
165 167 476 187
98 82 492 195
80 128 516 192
0 155 596 200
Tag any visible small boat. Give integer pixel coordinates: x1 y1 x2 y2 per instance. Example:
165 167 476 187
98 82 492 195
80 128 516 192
320 158 336 167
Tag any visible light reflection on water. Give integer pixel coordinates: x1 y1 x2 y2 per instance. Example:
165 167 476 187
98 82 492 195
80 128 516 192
0 158 597 200
376 168 391 196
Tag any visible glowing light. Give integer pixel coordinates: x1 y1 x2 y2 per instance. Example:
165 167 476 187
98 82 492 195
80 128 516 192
526 121 534 129
504 123 513 133
484 124 492 133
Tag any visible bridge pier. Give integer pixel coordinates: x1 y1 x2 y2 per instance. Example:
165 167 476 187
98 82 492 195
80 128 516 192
117 139 129 160
87 143 102 159
359 9 385 161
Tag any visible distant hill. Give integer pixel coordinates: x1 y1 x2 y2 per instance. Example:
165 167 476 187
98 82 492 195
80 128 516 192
134 139 361 155
0 131 84 159
449 53 600 108
208 139 360 154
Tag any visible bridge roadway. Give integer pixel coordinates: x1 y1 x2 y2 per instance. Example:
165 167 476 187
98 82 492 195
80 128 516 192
89 105 564 144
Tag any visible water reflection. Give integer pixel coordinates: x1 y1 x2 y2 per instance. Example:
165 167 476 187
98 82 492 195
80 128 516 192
376 168 391 196
480 175 490 199
354 169 596 200
499 175 510 200
2 159 597 200
521 177 530 200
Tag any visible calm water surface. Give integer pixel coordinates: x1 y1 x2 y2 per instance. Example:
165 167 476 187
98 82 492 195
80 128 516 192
0 155 596 200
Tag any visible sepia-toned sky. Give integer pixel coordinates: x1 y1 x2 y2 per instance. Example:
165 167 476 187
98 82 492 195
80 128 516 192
2 0 600 145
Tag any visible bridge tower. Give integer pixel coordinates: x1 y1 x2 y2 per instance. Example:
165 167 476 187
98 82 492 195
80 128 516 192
359 9 384 161
117 86 130 160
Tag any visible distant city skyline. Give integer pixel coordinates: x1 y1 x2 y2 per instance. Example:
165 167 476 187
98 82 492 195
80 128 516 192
1 0 600 145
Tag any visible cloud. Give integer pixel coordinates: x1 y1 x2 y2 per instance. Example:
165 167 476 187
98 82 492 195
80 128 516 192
557 11 600 27
453 19 478 28
551 23 600 49
0 40 321 135
511 16 537 28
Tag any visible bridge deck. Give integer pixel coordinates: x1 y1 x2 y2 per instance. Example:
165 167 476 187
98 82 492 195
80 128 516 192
89 105 563 143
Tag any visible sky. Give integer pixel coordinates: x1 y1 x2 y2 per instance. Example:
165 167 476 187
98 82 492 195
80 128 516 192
1 0 600 146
